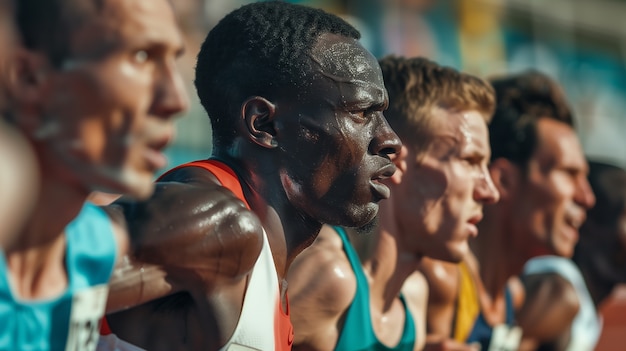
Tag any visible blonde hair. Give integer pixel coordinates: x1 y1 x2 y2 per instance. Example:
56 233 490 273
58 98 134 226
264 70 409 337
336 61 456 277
379 56 494 154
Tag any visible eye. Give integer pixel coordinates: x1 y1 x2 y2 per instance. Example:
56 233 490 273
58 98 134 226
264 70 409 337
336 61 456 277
349 110 368 121
133 50 149 64
463 155 486 168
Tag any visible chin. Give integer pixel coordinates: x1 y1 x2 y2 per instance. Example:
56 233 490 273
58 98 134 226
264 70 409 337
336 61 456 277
108 171 155 200
441 243 468 263
329 203 379 229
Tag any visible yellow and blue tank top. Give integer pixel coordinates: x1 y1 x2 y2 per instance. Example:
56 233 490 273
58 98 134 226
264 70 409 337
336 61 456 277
0 202 117 351
333 226 416 351
453 261 517 351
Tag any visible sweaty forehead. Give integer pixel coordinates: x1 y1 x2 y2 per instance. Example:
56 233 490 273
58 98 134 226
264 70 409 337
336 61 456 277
310 33 384 86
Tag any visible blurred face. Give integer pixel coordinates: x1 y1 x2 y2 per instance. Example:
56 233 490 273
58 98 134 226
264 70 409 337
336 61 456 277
276 33 401 228
392 108 499 262
32 0 188 199
512 118 595 258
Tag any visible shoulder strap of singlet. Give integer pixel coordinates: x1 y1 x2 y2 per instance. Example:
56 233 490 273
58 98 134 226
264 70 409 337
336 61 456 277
453 260 480 342
158 159 250 209
66 202 117 289
334 226 372 351
334 226 364 281
334 226 416 351
504 286 515 325
397 294 417 348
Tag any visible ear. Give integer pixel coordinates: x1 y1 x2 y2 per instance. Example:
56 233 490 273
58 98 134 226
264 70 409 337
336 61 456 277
488 158 521 200
242 96 277 149
4 48 50 134
5 48 49 104
389 145 409 185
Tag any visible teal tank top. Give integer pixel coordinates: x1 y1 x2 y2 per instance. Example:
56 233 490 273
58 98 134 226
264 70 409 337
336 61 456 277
0 202 117 351
333 226 416 351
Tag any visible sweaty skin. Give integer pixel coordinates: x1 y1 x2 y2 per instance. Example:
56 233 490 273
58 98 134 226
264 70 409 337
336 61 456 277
288 106 498 351
105 32 400 350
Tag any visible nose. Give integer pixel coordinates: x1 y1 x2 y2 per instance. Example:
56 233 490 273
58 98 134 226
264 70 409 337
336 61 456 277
576 175 596 210
474 168 500 205
152 61 189 118
369 114 402 157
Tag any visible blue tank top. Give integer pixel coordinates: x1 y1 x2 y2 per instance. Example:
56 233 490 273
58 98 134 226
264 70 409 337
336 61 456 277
465 287 515 351
0 202 117 351
334 226 416 351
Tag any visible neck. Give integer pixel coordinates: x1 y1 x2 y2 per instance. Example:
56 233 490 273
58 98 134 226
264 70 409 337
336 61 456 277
363 200 421 312
217 153 323 280
473 212 523 298
5 173 88 298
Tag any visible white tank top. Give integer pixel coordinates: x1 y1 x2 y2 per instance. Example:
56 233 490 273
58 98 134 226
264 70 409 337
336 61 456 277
96 229 280 351
220 228 280 351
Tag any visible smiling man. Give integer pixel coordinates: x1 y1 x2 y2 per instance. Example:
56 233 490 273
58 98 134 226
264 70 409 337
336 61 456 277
287 56 499 351
0 0 188 349
100 2 401 351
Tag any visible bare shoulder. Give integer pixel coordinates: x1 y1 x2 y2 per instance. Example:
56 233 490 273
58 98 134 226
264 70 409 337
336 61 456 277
402 271 429 310
401 271 428 351
289 225 357 314
112 165 264 288
518 272 580 341
418 257 460 305
288 225 358 347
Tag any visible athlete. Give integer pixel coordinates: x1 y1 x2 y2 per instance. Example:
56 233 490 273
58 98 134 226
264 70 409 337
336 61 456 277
419 70 595 351
520 160 626 350
100 2 401 351
288 56 498 351
0 0 188 349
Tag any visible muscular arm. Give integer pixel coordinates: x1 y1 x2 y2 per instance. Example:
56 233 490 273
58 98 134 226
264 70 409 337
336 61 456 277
517 273 580 351
288 225 357 351
104 166 264 313
418 259 480 351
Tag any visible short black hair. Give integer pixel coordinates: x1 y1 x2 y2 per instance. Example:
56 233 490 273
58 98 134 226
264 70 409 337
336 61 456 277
488 70 574 167
15 0 104 67
194 1 360 150
586 160 626 226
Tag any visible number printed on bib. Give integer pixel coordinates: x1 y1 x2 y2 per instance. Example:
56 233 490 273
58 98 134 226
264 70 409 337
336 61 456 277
65 284 109 351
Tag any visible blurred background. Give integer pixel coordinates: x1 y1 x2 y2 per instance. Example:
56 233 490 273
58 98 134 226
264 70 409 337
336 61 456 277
165 1 626 349
167 0 626 172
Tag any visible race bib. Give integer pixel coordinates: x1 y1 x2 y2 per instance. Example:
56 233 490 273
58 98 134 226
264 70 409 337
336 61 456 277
65 284 109 351
488 324 522 351
226 344 263 351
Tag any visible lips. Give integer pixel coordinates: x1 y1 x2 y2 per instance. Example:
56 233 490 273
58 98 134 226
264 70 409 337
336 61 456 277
466 213 483 238
144 132 173 170
468 213 483 225
370 163 396 200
